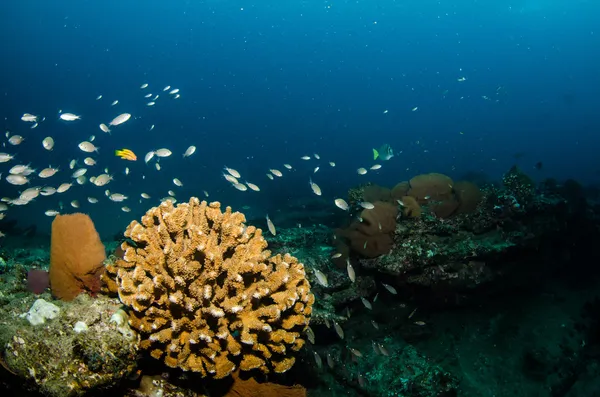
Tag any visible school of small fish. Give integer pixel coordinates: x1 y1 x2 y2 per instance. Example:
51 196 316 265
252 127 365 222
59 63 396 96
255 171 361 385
0 83 413 386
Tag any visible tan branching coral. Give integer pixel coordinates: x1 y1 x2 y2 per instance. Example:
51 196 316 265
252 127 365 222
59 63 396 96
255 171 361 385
102 198 314 379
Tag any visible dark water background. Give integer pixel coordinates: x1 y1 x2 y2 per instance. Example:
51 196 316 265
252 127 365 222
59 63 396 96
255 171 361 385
0 0 598 237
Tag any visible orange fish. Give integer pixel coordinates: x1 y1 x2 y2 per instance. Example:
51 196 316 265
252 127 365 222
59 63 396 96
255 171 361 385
115 148 137 161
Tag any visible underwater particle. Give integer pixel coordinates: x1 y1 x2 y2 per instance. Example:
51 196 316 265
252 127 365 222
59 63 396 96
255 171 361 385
109 113 131 127
266 214 276 236
381 282 397 294
357 167 368 175
173 178 183 187
42 136 54 150
183 145 196 157
313 269 328 287
270 169 283 177
333 321 344 339
224 166 241 178
59 112 81 121
300 155 311 160
334 198 349 211
309 178 321 196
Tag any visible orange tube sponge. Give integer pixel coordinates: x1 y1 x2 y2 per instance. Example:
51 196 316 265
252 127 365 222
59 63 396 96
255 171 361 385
49 213 106 301
102 198 314 379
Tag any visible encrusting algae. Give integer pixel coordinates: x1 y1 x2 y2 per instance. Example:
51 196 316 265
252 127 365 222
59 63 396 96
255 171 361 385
102 198 314 379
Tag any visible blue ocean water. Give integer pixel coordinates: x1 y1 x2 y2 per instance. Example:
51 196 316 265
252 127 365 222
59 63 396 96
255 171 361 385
0 0 598 238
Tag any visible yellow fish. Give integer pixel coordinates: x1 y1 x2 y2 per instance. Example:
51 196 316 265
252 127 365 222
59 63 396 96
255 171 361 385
115 148 137 161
